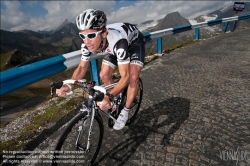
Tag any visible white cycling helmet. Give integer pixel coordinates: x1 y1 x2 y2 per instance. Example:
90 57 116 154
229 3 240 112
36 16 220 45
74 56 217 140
76 9 107 31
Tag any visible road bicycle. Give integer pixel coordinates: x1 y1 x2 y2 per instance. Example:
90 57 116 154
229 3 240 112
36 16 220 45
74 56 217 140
49 77 143 166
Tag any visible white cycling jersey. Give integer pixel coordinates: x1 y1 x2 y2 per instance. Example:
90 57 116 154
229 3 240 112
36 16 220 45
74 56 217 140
80 23 141 66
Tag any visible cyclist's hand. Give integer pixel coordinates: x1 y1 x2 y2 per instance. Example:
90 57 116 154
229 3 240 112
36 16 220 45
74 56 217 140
56 85 71 97
97 96 111 110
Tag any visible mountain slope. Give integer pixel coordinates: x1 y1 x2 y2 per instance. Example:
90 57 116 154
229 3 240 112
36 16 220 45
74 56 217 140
145 11 202 54
154 11 190 31
193 2 250 32
0 49 43 72
0 19 82 59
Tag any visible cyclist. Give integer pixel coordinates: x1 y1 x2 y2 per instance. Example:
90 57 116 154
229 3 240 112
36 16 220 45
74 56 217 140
56 9 145 130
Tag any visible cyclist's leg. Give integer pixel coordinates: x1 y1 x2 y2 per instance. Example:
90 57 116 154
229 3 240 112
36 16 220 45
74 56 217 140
113 65 142 130
113 32 145 130
125 64 142 108
100 54 117 86
126 31 145 108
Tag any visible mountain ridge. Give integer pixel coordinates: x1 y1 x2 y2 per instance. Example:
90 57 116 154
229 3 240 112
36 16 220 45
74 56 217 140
154 11 190 31
0 49 42 72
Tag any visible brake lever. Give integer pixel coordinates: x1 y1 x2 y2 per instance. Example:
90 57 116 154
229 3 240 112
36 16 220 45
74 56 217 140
50 82 55 98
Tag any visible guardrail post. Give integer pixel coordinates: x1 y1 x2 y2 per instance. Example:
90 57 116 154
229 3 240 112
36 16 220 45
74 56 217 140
224 22 230 32
89 59 101 85
157 38 162 54
195 28 200 40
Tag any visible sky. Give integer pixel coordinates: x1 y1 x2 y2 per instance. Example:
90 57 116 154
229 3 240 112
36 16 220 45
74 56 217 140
0 0 239 32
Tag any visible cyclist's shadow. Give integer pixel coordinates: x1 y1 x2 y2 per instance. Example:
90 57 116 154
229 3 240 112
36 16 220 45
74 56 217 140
95 97 190 166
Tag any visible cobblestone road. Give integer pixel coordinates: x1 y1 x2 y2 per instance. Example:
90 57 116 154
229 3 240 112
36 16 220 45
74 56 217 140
17 28 250 166
95 28 250 166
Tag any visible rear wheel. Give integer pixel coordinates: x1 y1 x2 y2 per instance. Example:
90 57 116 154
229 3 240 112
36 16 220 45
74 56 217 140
51 112 104 166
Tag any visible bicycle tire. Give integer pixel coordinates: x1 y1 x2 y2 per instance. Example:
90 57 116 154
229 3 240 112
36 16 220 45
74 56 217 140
51 111 104 166
108 77 143 127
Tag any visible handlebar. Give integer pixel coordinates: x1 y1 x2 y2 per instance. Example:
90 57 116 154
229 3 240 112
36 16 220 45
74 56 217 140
50 79 107 101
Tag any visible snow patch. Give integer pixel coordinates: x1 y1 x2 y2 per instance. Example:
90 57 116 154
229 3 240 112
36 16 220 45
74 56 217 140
201 15 218 22
137 20 159 32
189 19 198 25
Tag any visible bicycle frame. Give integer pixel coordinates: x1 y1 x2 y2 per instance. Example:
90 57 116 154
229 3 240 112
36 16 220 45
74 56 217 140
74 82 121 152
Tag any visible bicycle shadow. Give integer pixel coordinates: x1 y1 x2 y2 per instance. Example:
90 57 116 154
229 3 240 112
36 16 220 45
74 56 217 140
94 97 190 166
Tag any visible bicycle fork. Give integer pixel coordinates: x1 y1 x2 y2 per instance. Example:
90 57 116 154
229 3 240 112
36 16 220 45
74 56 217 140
75 105 95 152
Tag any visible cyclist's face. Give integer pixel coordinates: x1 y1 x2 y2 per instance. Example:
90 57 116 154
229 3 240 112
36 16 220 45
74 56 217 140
80 29 101 52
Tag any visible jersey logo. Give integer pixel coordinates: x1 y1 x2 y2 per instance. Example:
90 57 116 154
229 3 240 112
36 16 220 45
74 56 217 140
81 47 89 55
131 53 138 59
106 48 111 52
81 43 90 55
108 28 121 33
116 48 126 59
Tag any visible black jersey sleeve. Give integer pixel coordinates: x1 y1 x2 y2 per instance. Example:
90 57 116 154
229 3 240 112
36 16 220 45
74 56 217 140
113 39 130 65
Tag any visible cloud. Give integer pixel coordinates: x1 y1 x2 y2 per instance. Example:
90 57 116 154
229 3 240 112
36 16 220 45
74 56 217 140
0 1 235 32
1 1 30 31
38 1 115 31
1 1 115 31
108 1 234 25
147 12 158 18
25 1 39 7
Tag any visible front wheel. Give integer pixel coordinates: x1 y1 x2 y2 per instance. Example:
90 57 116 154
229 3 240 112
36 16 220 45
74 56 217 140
51 112 104 166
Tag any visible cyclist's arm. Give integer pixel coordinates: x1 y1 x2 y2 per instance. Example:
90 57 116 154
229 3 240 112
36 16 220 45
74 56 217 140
68 43 90 88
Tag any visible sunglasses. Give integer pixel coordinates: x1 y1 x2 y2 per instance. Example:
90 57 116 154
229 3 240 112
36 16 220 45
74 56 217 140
79 30 102 40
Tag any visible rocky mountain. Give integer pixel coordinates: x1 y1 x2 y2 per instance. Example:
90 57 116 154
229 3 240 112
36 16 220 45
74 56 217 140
142 3 250 54
137 12 191 33
154 11 191 31
37 30 54 35
0 49 43 72
137 19 160 33
192 2 250 32
143 11 209 54
0 19 82 59
139 2 250 34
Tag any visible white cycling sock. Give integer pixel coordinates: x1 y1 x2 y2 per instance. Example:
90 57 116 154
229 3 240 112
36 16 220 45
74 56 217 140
123 106 130 112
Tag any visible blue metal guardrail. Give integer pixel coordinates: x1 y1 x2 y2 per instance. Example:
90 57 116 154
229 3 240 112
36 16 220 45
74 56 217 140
1 14 250 96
